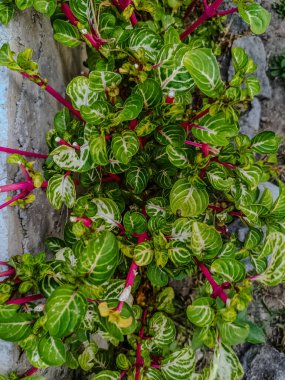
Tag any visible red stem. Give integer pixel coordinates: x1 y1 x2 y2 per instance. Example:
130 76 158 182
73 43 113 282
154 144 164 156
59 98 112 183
211 157 236 170
71 216 93 228
194 257 229 303
180 12 209 40
184 0 200 19
21 73 83 120
20 165 31 181
0 269 16 277
20 367 38 378
0 191 29 211
0 146 48 159
151 364 161 369
118 371 127 380
0 262 9 266
208 204 243 217
0 181 34 193
193 108 210 120
6 294 44 305
217 7 238 15
112 0 138 26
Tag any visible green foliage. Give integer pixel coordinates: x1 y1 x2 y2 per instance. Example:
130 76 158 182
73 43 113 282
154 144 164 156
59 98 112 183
269 51 285 84
0 1 280 380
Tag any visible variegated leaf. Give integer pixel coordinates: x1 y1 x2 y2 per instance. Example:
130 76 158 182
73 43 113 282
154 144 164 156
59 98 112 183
187 297 215 327
237 165 263 190
123 211 147 235
206 163 234 191
69 0 89 23
45 285 87 338
183 48 225 98
113 95 144 125
170 179 209 217
166 145 191 168
128 27 162 63
133 241 154 266
238 3 271 35
111 130 139 164
146 197 168 218
77 231 118 285
251 131 279 154
92 197 122 229
51 143 91 172
244 228 263 249
218 321 249 346
171 218 192 242
91 370 121 380
66 76 98 110
157 45 195 93
240 204 268 226
147 312 176 349
133 78 163 108
191 113 238 147
257 232 285 286
155 125 186 147
89 70 122 92
208 342 244 380
125 164 150 194
161 346 195 380
88 131 109 166
38 335 66 366
0 313 34 342
53 20 81 48
191 222 223 258
81 101 112 125
47 174 76 210
211 258 246 283
168 241 192 266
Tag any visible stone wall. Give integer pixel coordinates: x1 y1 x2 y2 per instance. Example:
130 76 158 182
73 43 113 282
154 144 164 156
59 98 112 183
0 9 84 378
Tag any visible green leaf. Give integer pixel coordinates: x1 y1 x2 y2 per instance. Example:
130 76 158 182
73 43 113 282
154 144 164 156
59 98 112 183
257 232 285 286
0 304 19 320
157 45 195 93
238 3 271 35
126 164 150 194
155 125 186 147
0 313 34 342
81 101 111 125
146 197 168 218
148 312 176 348
33 0 56 16
237 165 263 190
134 241 154 266
244 228 263 250
0 1 15 25
251 131 279 154
113 95 144 125
123 211 147 235
15 0 33 10
168 241 192 266
191 113 238 147
170 179 209 217
161 346 195 380
89 130 109 166
91 371 121 380
45 285 87 338
211 258 246 283
245 77 261 98
111 131 139 165
77 231 119 285
135 116 157 137
92 197 122 229
187 297 215 327
26 344 49 369
47 174 76 210
240 204 268 225
191 222 223 258
69 0 88 23
270 181 285 221
208 343 244 380
171 218 192 242
183 48 225 98
0 43 15 66
219 321 249 346
53 20 81 48
246 321 266 344
147 264 169 287
78 343 98 371
38 335 66 366
231 47 249 72
66 76 98 110
51 143 91 172
128 27 162 63
133 79 163 108
166 145 191 168
206 163 234 191
89 70 122 92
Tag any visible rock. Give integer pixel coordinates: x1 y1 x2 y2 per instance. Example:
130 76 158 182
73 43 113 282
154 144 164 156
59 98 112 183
240 345 285 380
239 98 261 138
229 36 272 99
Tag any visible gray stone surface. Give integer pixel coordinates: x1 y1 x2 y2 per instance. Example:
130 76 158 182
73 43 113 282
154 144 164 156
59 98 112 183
0 9 84 378
229 36 272 99
240 345 285 380
239 98 261 138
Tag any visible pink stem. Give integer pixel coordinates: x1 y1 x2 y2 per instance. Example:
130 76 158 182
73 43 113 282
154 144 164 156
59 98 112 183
0 269 16 277
102 174 121 183
194 257 229 303
118 371 127 380
193 109 210 120
151 364 161 369
180 12 209 40
216 7 238 15
72 216 93 228
185 140 219 155
20 165 31 181
0 262 9 266
116 260 138 312
0 181 34 193
183 0 200 19
21 73 83 120
0 146 48 159
20 367 38 378
6 294 44 305
0 191 29 211
208 205 244 217
211 157 236 169
129 119 138 130
112 0 137 26
56 138 80 150
61 3 105 49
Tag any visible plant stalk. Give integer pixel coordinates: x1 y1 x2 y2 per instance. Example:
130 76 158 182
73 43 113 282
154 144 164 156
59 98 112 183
0 146 48 159
6 294 44 305
0 268 16 277
194 257 229 303
0 191 29 211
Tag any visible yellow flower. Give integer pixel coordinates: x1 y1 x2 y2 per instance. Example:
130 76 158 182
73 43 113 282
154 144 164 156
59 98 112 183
98 302 133 328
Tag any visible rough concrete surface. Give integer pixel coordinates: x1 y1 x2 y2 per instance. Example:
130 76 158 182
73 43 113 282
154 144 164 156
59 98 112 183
0 8 84 378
